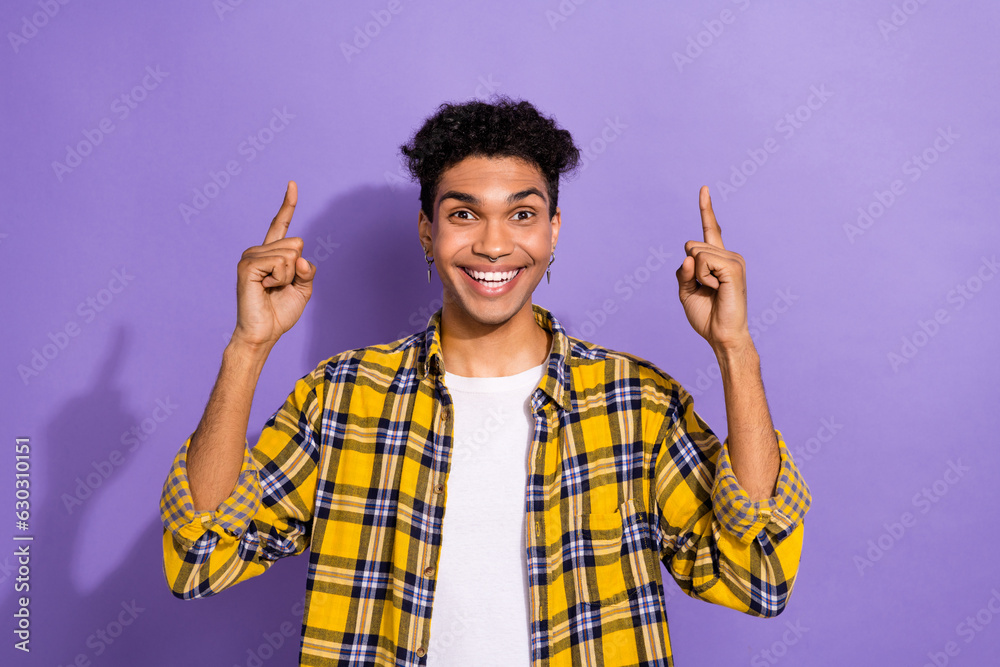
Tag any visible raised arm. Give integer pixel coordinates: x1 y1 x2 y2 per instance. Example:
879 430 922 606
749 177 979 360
159 181 323 599
659 186 810 617
186 181 316 511
675 185 779 500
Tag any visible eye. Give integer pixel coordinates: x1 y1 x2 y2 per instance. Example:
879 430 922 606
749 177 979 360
512 210 535 221
450 210 474 220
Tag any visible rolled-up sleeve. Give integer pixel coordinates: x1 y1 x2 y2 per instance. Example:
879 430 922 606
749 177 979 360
160 438 262 548
655 385 811 617
711 429 811 544
159 361 326 599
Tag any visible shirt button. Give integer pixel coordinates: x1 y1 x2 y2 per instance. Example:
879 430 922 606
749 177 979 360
416 647 427 657
423 566 435 577
433 483 445 494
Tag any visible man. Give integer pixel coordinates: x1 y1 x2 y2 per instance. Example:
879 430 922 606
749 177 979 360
160 97 811 666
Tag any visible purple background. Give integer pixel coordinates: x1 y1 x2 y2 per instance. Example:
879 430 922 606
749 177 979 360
3 1 999 665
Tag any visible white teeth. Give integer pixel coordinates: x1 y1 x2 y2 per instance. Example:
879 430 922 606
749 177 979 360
466 268 520 284
470 269 516 280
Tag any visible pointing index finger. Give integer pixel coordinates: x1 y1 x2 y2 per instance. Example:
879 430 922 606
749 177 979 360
263 181 298 245
699 185 725 249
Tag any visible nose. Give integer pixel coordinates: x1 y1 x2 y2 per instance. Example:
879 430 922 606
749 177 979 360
472 218 514 260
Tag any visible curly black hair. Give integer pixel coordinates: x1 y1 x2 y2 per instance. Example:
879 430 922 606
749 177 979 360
399 96 580 220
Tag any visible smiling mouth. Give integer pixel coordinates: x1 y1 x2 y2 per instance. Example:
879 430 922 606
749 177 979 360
462 268 523 287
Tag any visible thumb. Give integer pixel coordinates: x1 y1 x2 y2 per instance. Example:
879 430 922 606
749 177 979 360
294 256 317 285
676 255 699 300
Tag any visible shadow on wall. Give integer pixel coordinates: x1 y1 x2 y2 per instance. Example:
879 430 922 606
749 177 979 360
31 327 309 666
300 182 442 368
27 183 430 666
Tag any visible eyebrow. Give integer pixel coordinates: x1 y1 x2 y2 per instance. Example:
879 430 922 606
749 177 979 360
437 187 548 208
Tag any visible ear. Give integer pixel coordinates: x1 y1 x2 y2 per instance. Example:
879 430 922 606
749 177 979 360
418 209 433 254
549 206 561 253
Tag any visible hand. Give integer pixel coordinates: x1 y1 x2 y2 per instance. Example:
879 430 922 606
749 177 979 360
232 181 316 349
676 186 751 352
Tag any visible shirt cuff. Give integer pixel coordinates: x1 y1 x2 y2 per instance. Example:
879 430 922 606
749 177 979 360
159 435 262 549
711 428 812 545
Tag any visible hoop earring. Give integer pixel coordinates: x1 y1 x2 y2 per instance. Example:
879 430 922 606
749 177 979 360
546 252 555 284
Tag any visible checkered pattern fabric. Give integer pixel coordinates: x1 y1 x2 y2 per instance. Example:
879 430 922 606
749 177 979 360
160 304 811 666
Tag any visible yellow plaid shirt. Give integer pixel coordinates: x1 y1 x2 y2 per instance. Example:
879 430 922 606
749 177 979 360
160 304 811 666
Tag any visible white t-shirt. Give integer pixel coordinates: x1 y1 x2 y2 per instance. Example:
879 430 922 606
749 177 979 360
425 362 546 666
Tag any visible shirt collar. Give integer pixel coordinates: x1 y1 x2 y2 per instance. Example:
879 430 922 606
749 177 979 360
419 303 572 414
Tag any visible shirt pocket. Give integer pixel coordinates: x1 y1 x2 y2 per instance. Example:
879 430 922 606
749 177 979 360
567 498 653 608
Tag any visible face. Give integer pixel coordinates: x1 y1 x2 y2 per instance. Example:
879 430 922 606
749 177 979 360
418 155 561 329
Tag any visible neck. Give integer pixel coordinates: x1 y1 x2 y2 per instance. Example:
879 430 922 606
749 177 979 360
439 301 552 377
